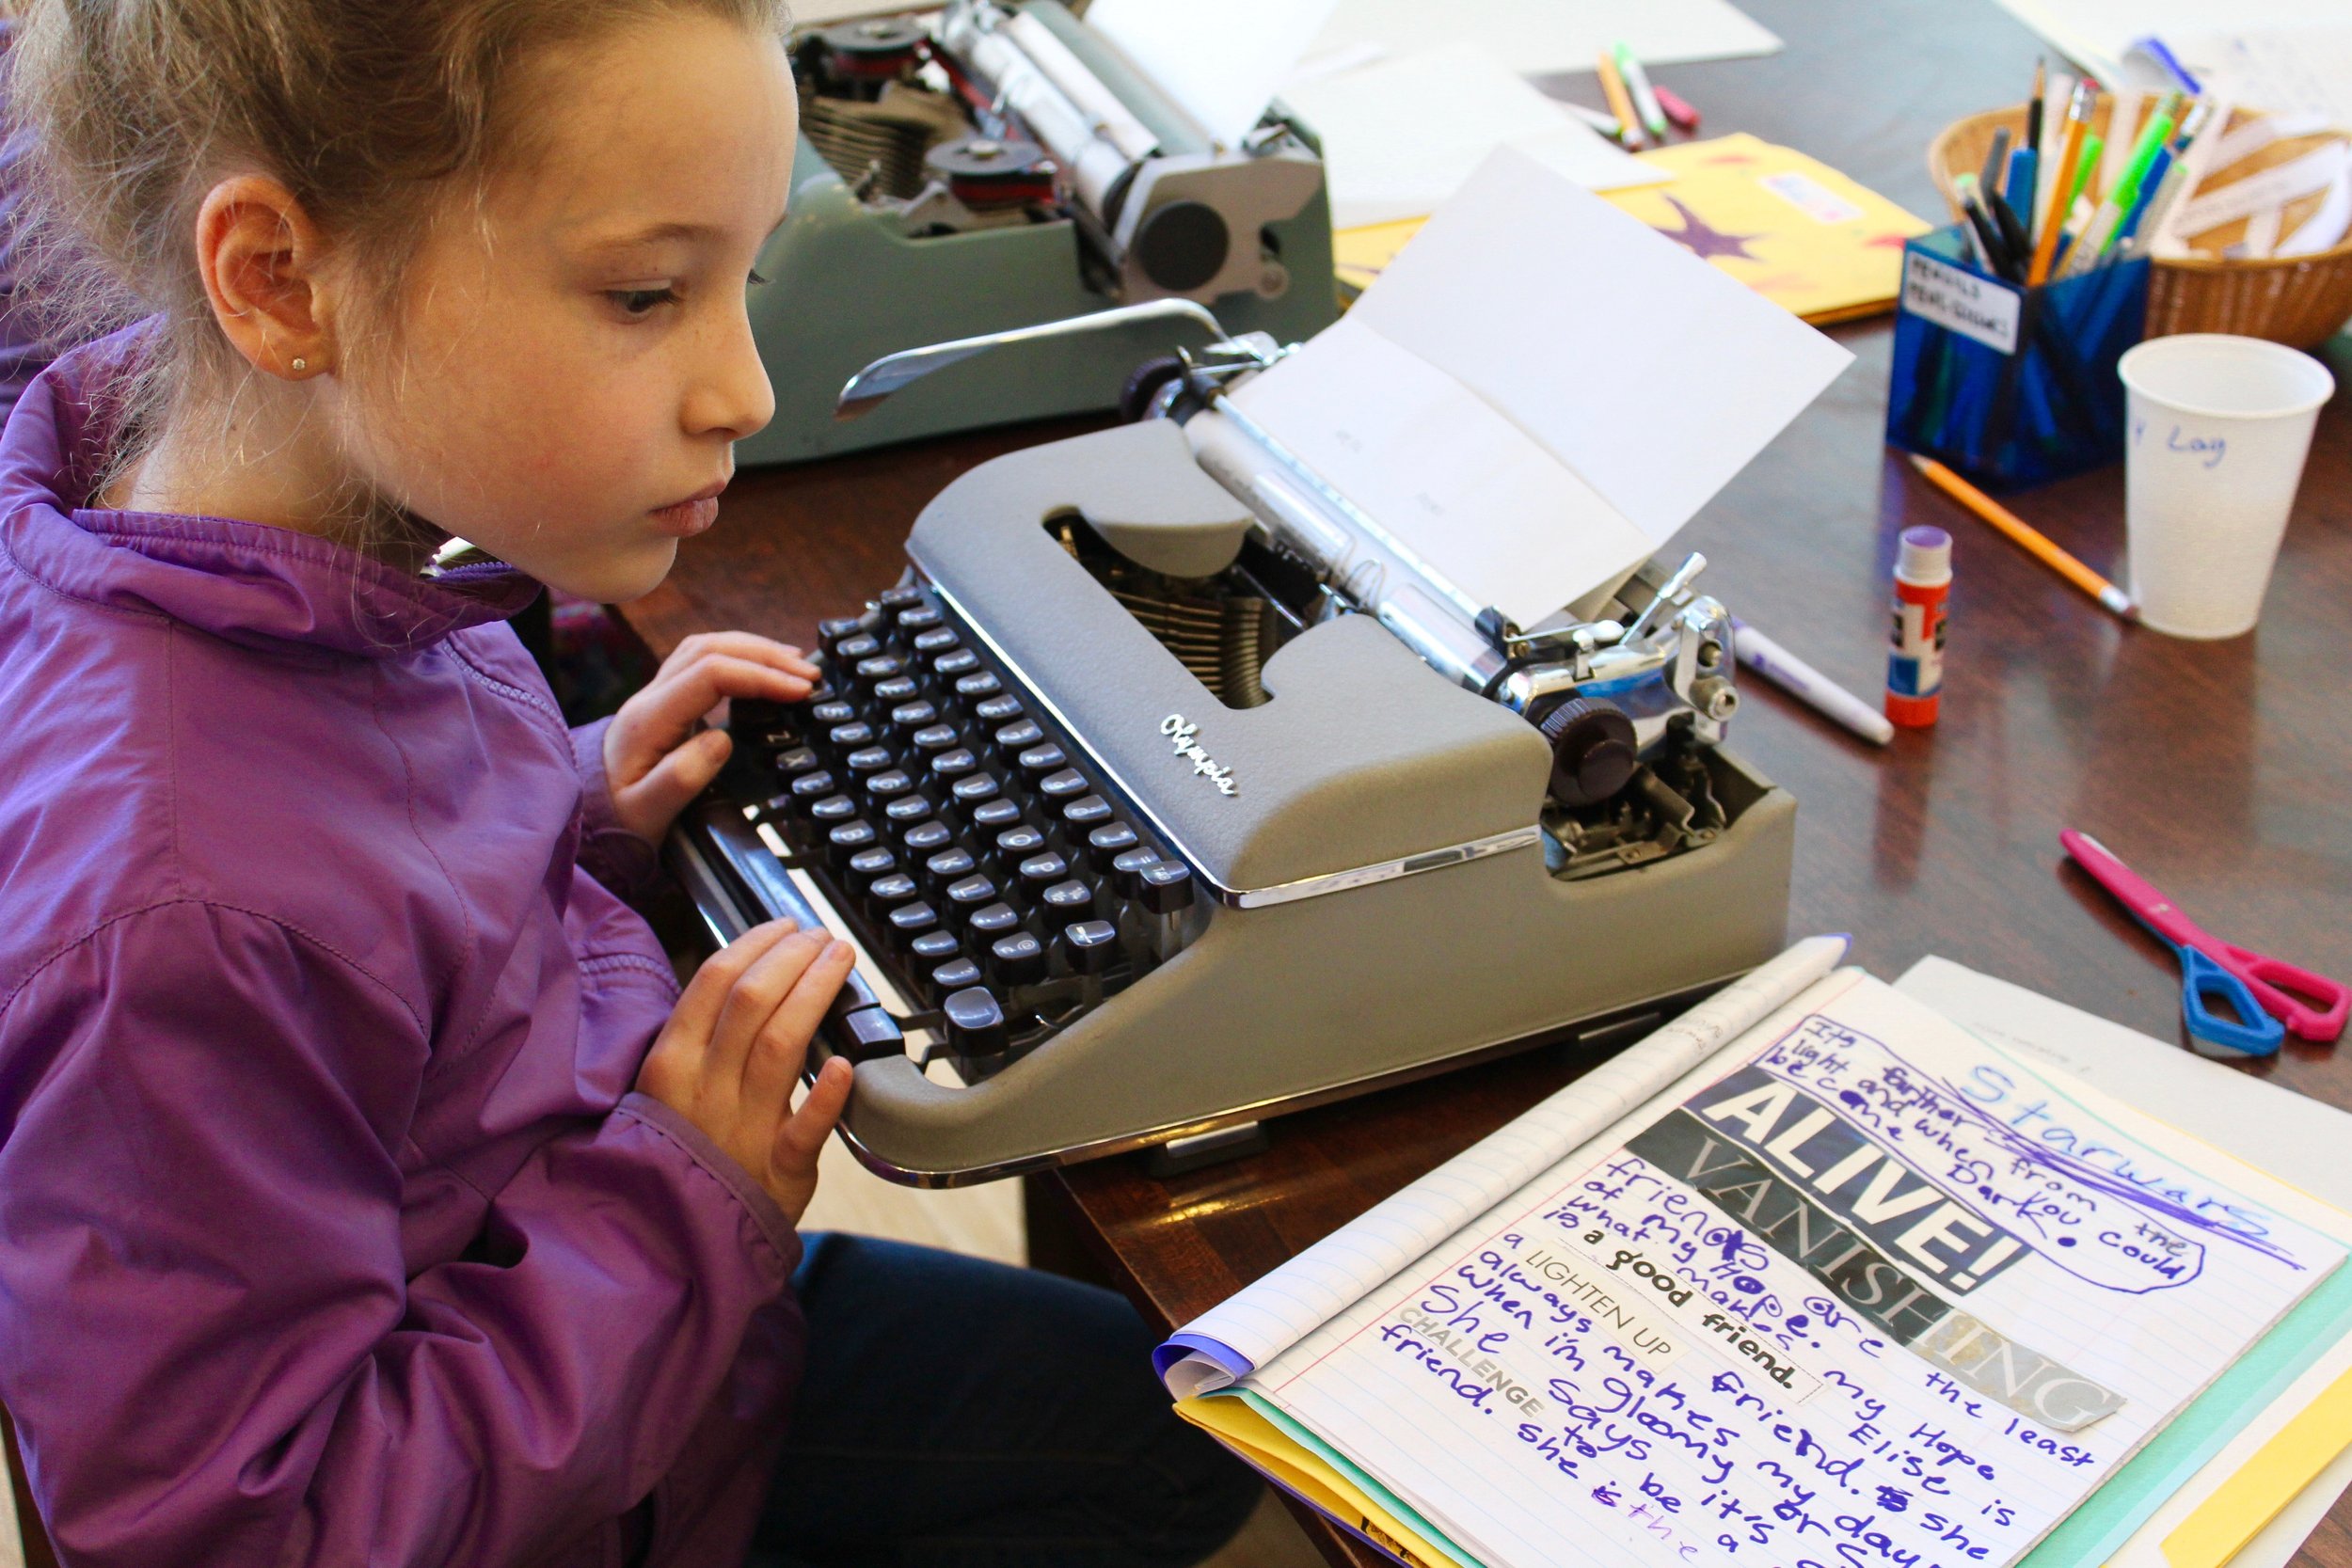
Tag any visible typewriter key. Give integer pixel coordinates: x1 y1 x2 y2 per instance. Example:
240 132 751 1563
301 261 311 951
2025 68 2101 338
993 825 1048 871
993 720 1045 754
1041 879 1094 920
810 701 857 728
872 676 920 706
967 902 1022 942
928 748 977 781
1038 768 1089 801
931 649 979 679
1015 743 1066 777
1084 821 1137 872
884 901 940 950
771 746 820 781
888 702 939 732
921 847 977 894
818 615 872 655
827 721 875 751
852 655 903 684
911 928 961 967
930 957 984 995
947 772 1002 817
900 820 953 855
943 987 1008 1060
833 634 881 663
909 722 958 753
953 672 1002 702
1138 860 1196 913
863 769 915 803
912 626 958 656
866 873 919 907
877 585 926 610
989 932 1046 987
883 793 933 827
1016 852 1069 893
809 794 859 826
846 847 897 890
1061 795 1114 832
844 746 894 776
830 1006 904 1065
946 874 1000 920
897 606 943 634
1109 846 1162 897
825 820 878 869
1059 919 1119 974
970 799 1024 835
974 694 1023 724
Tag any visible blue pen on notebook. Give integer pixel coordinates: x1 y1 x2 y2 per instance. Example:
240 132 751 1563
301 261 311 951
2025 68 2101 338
2133 35 2201 95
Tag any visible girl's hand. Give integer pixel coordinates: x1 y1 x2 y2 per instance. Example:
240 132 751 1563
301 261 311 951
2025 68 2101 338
637 919 857 1227
604 632 820 845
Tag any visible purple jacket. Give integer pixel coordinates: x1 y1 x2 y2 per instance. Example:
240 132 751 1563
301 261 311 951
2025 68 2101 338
0 333 805 1567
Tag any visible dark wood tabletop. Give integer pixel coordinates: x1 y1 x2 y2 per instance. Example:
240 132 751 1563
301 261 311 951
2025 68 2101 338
620 2 2352 1564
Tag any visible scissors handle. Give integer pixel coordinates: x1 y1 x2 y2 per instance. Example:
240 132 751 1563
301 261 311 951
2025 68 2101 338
2175 944 2285 1058
2213 940 2352 1043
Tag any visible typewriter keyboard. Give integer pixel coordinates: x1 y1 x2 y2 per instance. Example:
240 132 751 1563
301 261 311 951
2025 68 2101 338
720 581 1200 1081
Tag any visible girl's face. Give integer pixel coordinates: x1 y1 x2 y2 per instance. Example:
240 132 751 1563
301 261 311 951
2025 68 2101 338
342 11 797 603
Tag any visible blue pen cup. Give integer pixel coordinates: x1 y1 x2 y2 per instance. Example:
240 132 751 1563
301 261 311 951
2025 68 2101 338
1885 225 2149 491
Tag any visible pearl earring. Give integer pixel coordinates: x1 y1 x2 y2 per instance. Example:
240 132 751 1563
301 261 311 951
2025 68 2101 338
291 357 309 373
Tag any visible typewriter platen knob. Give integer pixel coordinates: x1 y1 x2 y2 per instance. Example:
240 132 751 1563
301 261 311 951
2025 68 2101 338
1535 697 1639 807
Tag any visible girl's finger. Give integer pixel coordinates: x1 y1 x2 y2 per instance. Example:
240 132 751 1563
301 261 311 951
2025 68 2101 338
662 918 797 1044
739 941 855 1113
612 727 732 841
618 655 812 763
706 929 831 1091
774 1054 855 1177
665 630 821 682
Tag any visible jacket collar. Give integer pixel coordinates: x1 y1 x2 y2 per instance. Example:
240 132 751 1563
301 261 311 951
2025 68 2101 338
0 326 539 657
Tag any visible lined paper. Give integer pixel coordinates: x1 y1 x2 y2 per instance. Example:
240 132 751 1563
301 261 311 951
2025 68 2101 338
1243 976 2349 1568
1161 935 1848 1396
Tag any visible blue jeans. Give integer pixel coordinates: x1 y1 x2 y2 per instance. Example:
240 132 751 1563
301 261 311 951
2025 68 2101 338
748 1233 1263 1568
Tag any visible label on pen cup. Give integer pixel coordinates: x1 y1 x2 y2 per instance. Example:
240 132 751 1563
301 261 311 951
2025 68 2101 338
1902 252 2020 355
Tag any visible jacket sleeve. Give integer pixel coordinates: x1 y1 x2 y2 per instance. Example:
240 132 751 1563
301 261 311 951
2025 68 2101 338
569 715 668 907
0 899 803 1568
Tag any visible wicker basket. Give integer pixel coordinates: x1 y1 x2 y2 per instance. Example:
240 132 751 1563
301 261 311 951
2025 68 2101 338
1928 103 2352 349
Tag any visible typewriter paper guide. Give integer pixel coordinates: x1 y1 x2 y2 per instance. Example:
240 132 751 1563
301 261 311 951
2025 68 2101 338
1229 143 1855 627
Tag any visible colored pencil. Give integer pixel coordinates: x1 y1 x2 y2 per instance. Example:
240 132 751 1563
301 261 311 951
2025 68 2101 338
1908 454 2137 620
2028 86 2093 285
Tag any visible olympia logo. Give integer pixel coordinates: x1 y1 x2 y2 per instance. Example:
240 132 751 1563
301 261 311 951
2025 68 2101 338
1159 714 1237 797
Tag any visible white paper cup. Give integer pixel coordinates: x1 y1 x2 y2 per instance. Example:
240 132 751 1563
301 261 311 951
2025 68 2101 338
2119 334 2335 640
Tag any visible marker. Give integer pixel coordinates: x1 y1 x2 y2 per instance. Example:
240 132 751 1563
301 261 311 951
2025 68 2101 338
1908 453 2137 620
2057 94 2180 277
1654 84 1702 132
2006 144 2041 246
1597 49 1645 148
1731 619 1895 745
1885 527 1952 730
1953 173 2014 278
1612 41 1670 140
2067 131 2104 211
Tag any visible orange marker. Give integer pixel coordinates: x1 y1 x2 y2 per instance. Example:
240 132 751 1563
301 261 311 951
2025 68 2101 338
1597 50 1645 147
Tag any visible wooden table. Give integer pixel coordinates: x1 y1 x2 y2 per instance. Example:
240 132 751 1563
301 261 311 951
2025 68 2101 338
623 2 2352 1562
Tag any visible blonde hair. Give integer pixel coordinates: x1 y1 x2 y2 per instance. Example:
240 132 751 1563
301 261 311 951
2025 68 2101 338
6 0 788 497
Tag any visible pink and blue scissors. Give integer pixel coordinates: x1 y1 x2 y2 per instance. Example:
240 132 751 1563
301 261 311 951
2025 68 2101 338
2062 830 2349 1054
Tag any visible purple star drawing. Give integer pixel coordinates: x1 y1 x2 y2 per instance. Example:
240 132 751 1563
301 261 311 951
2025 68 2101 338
1650 196 1762 261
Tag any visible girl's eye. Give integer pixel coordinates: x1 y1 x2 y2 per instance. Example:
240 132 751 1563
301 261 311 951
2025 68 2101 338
609 286 678 318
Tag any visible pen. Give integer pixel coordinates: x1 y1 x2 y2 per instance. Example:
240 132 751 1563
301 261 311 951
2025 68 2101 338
2025 57 2045 158
1978 124 2012 200
1597 50 1645 148
1612 41 1670 140
1951 173 2004 274
1907 453 2137 620
2006 144 2040 247
2115 144 2173 244
2058 94 2179 277
2134 34 2201 95
1730 619 1896 746
1985 182 2032 268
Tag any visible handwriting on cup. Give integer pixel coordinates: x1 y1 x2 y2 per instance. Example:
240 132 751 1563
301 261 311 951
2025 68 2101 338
2132 417 2226 468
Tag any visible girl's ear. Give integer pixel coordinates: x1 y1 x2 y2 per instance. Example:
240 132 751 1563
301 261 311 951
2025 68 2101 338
192 174 338 381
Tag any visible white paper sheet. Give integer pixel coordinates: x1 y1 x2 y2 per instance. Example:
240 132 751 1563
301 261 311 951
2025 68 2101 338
1307 0 1781 76
1988 0 2352 89
1345 146 1853 552
1086 0 1342 150
1277 43 1666 229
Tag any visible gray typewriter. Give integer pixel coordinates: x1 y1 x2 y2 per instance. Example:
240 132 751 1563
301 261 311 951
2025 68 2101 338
736 0 1340 465
674 315 1797 1185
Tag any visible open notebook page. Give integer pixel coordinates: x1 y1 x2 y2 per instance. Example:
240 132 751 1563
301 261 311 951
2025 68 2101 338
1240 973 2351 1568
1158 936 1849 1397
1226 145 1851 626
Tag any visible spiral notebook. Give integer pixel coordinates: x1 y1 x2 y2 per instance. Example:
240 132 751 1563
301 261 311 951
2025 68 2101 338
1155 941 2352 1568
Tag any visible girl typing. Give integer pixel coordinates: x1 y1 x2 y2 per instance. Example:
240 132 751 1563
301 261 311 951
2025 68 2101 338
0 1 1256 1563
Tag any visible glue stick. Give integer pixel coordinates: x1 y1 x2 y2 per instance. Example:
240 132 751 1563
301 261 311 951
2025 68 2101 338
1885 526 1951 728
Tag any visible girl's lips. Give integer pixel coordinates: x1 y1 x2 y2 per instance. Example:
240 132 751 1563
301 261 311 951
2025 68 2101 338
651 495 720 537
651 481 727 538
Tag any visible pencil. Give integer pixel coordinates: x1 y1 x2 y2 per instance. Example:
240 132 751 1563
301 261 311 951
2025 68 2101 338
1908 453 2137 620
1597 50 1645 148
2028 87 2091 284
